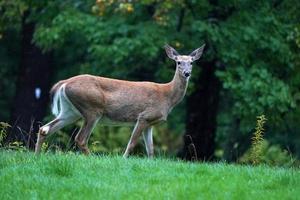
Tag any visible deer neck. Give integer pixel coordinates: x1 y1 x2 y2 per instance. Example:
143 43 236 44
168 68 189 107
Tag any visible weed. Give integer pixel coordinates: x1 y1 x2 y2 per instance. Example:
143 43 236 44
251 115 267 164
0 122 10 146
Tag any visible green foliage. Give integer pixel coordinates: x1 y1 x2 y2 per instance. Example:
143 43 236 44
0 122 10 146
1 0 300 160
240 140 298 168
89 125 132 154
217 68 295 120
239 115 299 167
41 142 49 153
33 0 300 144
0 122 28 152
1 151 300 199
288 25 300 49
6 141 27 152
0 0 26 34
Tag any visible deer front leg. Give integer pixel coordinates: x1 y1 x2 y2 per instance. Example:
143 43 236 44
35 116 78 154
143 127 154 157
123 119 148 158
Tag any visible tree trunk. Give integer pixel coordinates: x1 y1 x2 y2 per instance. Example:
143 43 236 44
223 118 240 162
179 61 220 161
7 11 53 149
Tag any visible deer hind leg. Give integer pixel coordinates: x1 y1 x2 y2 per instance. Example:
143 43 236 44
75 116 99 155
143 127 154 157
123 119 148 158
35 115 79 154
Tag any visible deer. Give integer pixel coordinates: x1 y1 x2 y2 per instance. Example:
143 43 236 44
35 44 205 157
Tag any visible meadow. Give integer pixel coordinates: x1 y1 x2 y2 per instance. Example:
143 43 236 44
0 151 299 200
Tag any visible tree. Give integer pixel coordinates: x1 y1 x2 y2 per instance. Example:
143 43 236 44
0 1 57 148
2 0 299 160
7 10 53 148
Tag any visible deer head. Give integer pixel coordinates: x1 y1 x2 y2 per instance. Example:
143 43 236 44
164 44 205 78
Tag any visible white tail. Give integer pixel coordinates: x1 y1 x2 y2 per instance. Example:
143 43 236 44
51 84 81 118
35 44 205 157
51 85 61 116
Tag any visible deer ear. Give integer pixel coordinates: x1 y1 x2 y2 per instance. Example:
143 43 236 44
164 44 179 60
189 44 205 61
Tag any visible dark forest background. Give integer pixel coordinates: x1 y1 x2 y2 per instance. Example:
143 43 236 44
1 0 300 164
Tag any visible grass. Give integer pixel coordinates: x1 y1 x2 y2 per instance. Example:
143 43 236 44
0 151 299 200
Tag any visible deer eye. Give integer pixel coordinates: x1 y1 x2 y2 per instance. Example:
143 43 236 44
177 62 181 65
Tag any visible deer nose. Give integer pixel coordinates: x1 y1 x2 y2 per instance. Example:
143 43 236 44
184 71 191 77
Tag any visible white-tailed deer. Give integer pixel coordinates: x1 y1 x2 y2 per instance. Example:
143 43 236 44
35 44 205 157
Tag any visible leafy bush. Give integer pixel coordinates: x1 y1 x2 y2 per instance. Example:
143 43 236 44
239 140 298 167
239 115 298 167
0 122 10 146
0 122 27 152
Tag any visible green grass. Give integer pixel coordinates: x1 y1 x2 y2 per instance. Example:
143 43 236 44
0 151 299 200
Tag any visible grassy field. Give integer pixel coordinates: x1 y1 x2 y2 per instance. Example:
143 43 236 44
0 151 299 200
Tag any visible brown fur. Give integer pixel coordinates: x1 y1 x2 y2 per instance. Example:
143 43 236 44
63 73 186 124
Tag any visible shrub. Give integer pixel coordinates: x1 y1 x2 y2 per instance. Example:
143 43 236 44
239 115 299 167
0 122 10 146
239 140 298 167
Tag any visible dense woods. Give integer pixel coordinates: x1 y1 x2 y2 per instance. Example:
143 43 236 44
1 0 300 164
